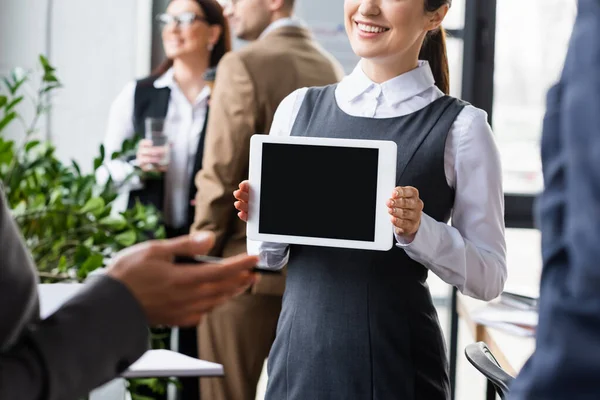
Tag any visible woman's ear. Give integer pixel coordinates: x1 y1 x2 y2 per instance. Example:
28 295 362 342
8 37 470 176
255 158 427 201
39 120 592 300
209 25 223 49
425 4 450 32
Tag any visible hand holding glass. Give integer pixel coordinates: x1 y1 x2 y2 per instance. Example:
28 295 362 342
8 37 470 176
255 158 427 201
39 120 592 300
137 118 170 172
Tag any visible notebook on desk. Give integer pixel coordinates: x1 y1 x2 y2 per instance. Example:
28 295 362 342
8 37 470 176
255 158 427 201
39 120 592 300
123 350 224 378
500 285 539 310
472 302 538 337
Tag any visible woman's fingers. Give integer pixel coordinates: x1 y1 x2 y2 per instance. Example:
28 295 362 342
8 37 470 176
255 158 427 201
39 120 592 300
138 147 167 158
234 200 248 213
388 186 424 237
239 180 250 191
234 181 250 222
233 188 249 202
388 207 418 220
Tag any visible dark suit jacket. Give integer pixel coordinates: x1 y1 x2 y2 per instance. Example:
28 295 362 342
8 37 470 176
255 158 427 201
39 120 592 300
0 187 149 399
509 1 600 398
191 25 344 296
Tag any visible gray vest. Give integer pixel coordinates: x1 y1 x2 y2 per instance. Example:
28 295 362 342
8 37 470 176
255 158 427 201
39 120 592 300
265 85 467 400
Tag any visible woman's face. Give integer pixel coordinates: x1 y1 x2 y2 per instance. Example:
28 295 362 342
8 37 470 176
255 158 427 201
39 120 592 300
162 0 217 60
344 0 442 64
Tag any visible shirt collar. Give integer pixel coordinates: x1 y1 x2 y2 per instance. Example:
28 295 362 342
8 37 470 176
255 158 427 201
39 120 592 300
154 67 175 89
154 67 211 105
337 60 436 106
259 17 305 39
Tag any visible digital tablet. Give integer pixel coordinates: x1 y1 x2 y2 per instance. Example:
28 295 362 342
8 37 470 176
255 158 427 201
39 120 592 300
247 135 397 251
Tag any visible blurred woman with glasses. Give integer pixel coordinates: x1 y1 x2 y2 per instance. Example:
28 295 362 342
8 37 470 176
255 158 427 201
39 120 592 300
100 1 230 399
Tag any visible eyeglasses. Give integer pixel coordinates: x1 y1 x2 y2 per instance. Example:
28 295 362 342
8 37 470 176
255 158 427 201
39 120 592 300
156 12 207 29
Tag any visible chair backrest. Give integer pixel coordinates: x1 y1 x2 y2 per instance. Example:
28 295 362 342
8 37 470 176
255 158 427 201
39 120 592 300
464 342 515 399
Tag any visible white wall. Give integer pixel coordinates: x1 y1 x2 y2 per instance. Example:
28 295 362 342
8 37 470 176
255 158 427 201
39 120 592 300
294 0 359 74
0 0 152 170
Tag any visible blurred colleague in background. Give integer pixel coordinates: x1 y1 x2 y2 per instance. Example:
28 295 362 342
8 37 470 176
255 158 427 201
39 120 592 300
100 0 230 398
190 0 344 398
509 1 600 398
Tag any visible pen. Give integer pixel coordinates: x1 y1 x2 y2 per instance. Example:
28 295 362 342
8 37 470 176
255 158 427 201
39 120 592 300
174 255 281 275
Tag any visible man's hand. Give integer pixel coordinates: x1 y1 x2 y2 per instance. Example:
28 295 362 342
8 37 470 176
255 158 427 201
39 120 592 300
107 232 258 327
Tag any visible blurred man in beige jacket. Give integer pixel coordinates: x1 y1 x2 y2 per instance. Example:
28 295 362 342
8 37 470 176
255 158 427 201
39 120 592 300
191 0 344 398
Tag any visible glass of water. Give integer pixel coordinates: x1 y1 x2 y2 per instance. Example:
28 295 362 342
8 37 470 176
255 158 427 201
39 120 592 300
144 117 170 167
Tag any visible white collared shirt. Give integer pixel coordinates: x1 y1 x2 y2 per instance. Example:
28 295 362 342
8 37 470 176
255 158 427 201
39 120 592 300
249 61 507 301
100 68 210 228
259 17 305 39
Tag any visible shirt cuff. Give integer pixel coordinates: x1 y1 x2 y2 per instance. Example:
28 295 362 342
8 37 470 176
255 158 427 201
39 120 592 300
247 239 289 270
394 213 440 260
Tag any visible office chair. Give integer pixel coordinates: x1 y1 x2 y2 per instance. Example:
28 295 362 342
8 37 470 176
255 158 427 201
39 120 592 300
465 342 515 399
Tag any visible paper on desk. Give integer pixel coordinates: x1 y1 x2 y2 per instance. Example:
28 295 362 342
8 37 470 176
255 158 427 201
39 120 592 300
123 349 224 378
471 302 538 337
38 283 84 319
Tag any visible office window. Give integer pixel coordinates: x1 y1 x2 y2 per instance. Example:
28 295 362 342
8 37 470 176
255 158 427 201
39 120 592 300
493 0 577 195
446 0 465 99
447 38 464 99
445 0 466 30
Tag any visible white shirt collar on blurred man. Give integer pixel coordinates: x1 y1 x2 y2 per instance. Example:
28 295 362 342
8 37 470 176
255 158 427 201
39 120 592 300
259 17 305 39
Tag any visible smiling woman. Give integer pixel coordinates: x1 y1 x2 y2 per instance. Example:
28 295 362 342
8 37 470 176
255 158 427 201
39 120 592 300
344 0 451 90
232 0 507 398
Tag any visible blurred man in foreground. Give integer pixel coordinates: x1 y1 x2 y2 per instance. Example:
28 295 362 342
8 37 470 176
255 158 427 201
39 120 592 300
510 1 600 398
0 186 258 400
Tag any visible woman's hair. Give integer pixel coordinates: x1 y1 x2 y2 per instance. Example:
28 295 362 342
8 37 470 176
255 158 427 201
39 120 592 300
153 0 231 76
419 0 451 95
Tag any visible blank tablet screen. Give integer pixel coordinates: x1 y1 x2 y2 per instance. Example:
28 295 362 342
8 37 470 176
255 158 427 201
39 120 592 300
259 143 379 241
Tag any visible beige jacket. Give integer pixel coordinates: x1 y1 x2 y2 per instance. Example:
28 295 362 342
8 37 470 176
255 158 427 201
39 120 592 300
192 26 344 295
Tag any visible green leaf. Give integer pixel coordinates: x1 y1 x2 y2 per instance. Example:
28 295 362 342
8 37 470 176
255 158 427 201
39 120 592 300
25 140 41 152
115 230 136 246
99 144 105 161
11 201 27 216
1 78 13 94
0 139 14 164
80 197 105 216
57 255 68 272
49 188 63 205
93 156 102 171
154 225 166 239
71 160 81 176
41 85 60 94
0 95 6 108
79 253 104 278
145 214 159 228
0 111 17 132
99 214 127 230
74 245 92 265
6 69 28 95
39 55 56 73
43 73 59 83
6 96 23 112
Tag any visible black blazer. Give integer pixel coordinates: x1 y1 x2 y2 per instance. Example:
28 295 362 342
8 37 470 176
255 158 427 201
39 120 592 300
0 187 148 399
128 75 209 232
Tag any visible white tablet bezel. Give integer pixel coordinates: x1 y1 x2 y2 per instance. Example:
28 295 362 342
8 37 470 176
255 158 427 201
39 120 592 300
247 135 397 251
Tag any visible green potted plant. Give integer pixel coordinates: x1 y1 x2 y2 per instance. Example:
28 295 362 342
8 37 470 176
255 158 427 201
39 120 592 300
0 55 174 399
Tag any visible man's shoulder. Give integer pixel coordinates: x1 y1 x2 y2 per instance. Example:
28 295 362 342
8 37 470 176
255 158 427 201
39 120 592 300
233 34 341 77
233 38 289 64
